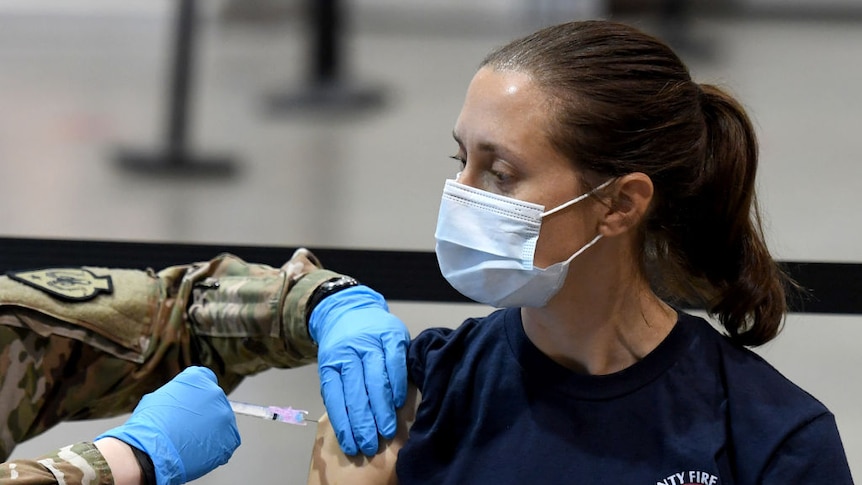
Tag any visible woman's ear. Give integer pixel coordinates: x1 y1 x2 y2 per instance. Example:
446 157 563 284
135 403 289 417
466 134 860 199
598 172 653 237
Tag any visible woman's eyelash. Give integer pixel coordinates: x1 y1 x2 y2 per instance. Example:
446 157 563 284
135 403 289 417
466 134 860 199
490 170 509 182
448 156 511 184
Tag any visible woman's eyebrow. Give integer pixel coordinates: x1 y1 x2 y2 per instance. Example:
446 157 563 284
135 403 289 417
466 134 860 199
451 130 499 154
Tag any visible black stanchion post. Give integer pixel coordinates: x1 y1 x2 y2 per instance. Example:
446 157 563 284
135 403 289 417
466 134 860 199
314 0 339 85
117 0 237 176
167 0 195 162
266 0 384 113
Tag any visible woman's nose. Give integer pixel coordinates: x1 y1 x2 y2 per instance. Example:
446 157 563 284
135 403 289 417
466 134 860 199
455 168 478 188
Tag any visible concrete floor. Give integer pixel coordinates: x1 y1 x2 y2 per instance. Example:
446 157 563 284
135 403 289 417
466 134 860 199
1 5 860 482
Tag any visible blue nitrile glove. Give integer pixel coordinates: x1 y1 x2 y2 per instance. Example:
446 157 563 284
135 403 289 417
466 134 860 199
309 284 410 456
96 366 241 485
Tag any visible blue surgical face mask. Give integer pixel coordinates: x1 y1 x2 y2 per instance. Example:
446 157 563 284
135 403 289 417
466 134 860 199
434 177 613 308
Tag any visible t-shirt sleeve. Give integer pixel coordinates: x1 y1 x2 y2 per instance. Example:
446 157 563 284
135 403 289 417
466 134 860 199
406 327 458 392
760 412 854 483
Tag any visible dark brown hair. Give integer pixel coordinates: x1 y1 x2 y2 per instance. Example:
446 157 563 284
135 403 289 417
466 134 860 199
482 20 790 346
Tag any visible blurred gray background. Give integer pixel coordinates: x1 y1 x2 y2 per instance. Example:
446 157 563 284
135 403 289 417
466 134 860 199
1 0 860 482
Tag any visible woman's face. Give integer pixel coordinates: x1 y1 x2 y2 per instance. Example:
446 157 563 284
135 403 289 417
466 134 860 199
452 67 602 268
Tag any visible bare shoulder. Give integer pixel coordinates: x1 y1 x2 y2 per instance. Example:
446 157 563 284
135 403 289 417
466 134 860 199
307 385 420 485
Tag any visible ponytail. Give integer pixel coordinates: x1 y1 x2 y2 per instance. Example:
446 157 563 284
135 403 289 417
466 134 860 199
674 84 790 346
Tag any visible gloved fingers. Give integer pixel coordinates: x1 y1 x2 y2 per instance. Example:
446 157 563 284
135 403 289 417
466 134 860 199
145 366 240 454
382 332 410 408
151 367 229 414
186 424 241 482
205 383 241 452
339 358 380 456
319 365 358 456
362 349 397 439
142 367 220 409
169 376 241 483
172 366 219 388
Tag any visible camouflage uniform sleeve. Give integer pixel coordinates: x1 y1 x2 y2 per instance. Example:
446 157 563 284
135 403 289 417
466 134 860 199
0 248 345 461
181 248 342 377
0 442 114 485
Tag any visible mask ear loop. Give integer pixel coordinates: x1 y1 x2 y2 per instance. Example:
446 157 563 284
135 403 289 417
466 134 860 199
561 233 603 265
542 178 616 267
540 178 616 218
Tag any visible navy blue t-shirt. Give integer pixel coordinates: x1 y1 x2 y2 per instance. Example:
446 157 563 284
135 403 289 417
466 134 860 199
397 308 853 484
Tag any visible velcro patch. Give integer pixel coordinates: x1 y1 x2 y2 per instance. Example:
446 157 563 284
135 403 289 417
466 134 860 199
7 268 114 302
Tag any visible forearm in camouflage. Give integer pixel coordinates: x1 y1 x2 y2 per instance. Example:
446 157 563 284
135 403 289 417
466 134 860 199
0 441 113 485
184 248 342 375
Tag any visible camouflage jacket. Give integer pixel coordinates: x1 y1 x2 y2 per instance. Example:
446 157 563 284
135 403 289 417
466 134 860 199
0 442 112 485
0 248 343 461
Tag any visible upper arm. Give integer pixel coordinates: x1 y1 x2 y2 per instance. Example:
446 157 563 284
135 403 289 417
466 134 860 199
760 413 853 484
307 385 420 485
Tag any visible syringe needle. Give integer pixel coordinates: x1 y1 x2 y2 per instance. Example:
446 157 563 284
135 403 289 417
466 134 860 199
228 400 314 426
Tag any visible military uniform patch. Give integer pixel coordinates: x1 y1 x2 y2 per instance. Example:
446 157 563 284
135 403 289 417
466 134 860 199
7 268 114 302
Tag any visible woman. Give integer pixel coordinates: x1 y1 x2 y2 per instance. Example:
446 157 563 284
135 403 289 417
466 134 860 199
307 20 853 484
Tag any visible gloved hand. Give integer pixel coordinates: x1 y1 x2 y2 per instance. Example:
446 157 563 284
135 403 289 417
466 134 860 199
309 285 410 456
96 366 241 485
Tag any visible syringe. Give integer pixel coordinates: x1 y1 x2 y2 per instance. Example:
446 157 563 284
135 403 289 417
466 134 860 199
228 400 316 426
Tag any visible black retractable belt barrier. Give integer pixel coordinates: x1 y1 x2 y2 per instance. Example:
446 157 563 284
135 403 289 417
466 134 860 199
779 262 862 314
1 237 860 314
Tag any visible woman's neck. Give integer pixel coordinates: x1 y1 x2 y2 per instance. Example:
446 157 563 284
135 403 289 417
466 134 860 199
521 258 676 375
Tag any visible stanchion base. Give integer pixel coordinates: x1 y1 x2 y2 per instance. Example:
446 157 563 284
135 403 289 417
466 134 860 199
265 81 386 114
116 149 238 178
